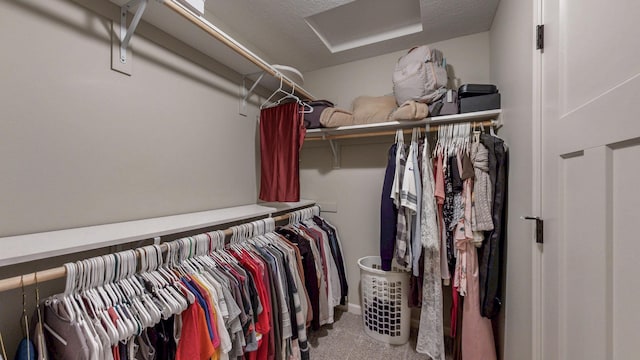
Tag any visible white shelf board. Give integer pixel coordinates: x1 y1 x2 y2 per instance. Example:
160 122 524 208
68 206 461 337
112 0 312 98
305 109 502 138
259 199 317 213
0 201 314 267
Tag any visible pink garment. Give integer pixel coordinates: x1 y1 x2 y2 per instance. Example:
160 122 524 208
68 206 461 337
434 155 450 282
460 175 496 360
461 240 497 360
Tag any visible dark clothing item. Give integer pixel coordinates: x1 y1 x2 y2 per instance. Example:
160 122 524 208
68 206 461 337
380 144 399 271
409 251 425 308
153 316 176 360
450 156 463 193
479 134 509 319
277 228 321 330
14 338 36 360
443 160 456 272
259 102 306 202
313 217 349 305
452 295 464 360
461 153 475 180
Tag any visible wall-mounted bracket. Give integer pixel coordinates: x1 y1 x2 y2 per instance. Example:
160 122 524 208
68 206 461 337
120 0 148 64
240 72 266 116
326 137 341 169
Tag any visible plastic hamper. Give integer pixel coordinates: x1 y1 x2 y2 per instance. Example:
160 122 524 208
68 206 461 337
357 256 410 345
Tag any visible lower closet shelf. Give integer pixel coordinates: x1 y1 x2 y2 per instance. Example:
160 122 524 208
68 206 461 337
0 200 315 267
1 205 349 360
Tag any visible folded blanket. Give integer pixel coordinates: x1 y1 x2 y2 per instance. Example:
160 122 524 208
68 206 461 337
352 95 397 125
319 107 354 128
389 100 429 121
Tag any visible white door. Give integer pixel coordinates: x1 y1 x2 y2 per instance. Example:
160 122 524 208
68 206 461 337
541 0 640 359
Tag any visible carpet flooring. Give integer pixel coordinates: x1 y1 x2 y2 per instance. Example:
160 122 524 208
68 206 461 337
308 310 450 360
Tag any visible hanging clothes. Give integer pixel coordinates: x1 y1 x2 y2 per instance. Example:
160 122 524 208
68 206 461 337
380 143 398 271
471 141 494 233
259 102 306 202
371 122 507 359
460 174 497 360
478 134 508 319
416 138 445 360
38 211 346 360
392 132 411 270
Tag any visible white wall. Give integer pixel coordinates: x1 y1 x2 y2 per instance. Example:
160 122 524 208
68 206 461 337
0 0 261 353
0 0 260 238
300 32 491 310
490 0 534 359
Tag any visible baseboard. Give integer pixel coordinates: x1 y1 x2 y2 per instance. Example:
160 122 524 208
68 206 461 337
338 302 362 315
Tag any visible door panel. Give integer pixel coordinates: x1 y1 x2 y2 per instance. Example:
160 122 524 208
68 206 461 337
559 148 611 360
542 0 640 359
562 0 640 113
612 140 640 358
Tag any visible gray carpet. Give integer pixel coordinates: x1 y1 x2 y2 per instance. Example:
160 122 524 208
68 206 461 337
308 310 450 360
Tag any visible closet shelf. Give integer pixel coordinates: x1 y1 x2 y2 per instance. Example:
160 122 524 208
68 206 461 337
305 109 502 139
0 200 315 267
112 0 314 101
304 109 502 169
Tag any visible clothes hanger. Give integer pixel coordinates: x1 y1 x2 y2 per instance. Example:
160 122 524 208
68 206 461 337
0 330 7 360
26 273 48 358
18 276 33 360
141 247 165 323
261 76 284 109
473 122 481 144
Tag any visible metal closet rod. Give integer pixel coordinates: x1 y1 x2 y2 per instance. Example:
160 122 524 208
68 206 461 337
0 210 303 293
162 0 315 101
306 119 499 141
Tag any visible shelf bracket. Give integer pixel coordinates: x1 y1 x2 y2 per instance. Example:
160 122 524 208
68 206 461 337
240 72 266 116
327 137 341 169
120 0 148 64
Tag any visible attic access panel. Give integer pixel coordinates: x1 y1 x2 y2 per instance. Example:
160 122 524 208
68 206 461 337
305 0 422 53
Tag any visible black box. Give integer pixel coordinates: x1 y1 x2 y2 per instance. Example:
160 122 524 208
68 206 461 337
459 93 501 113
458 84 499 98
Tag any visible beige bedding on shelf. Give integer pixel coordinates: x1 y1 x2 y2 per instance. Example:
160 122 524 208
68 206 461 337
318 96 430 128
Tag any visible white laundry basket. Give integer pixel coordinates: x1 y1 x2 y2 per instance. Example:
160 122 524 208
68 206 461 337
357 256 410 345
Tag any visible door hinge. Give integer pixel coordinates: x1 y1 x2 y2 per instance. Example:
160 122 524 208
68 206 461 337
536 24 544 51
522 216 544 244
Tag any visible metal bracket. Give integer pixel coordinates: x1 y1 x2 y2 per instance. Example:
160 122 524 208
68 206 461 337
522 216 544 244
536 24 545 51
120 0 148 64
240 72 266 116
327 138 341 169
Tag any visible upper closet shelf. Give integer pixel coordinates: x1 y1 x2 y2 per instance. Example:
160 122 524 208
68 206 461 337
111 0 314 102
0 200 315 267
305 109 502 139
305 109 502 169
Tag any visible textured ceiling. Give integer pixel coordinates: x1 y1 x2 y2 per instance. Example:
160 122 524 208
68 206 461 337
203 0 500 72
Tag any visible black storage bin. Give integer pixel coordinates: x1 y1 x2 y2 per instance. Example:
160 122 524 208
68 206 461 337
459 93 501 113
458 84 498 98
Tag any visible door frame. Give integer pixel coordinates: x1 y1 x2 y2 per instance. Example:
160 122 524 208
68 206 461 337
531 0 543 358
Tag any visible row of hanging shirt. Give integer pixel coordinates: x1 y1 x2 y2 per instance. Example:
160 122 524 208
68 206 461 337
380 122 507 360
32 206 347 360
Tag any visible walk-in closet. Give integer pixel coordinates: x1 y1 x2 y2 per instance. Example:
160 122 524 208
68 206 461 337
1 0 639 360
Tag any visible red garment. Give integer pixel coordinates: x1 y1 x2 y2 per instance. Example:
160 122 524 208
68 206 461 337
259 102 306 202
451 282 459 337
176 303 215 360
232 250 271 360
